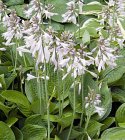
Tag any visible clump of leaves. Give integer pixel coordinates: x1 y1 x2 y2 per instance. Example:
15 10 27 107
0 0 125 140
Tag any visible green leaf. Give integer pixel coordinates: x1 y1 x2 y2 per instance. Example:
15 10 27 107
25 114 54 132
54 135 60 140
99 83 112 120
101 66 125 85
25 79 38 103
87 120 103 138
0 121 15 140
81 1 103 15
0 74 6 90
4 0 24 6
5 72 17 89
1 90 31 116
0 101 13 116
75 18 102 38
117 18 125 39
82 18 102 29
116 49 125 66
101 127 125 140
9 5 28 19
101 117 115 131
31 99 46 114
48 21 64 31
64 23 79 33
58 111 79 129
118 123 125 128
47 0 68 22
0 66 8 75
6 117 18 127
82 30 90 45
21 124 47 140
115 103 125 124
59 128 83 140
112 88 125 103
12 126 23 140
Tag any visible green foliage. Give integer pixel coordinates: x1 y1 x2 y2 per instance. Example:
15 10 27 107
3 0 24 6
101 127 125 140
22 124 47 140
1 90 31 116
0 121 15 140
0 0 125 139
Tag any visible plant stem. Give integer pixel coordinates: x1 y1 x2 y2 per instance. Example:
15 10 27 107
14 41 18 72
44 65 50 140
38 76 42 114
67 80 76 140
61 72 65 117
80 75 85 127
57 70 61 117
23 53 27 67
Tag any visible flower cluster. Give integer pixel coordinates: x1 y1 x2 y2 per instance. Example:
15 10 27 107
2 11 22 46
62 1 78 24
24 0 57 21
57 32 96 78
85 88 104 116
99 0 125 48
116 0 125 16
1 0 120 79
62 0 84 24
0 0 8 21
94 36 118 72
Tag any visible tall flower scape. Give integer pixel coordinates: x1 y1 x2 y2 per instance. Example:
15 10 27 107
0 0 125 140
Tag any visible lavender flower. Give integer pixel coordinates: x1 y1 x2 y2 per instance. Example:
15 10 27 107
25 0 57 21
116 0 125 16
0 1 8 21
21 16 56 69
62 1 78 24
85 88 104 116
56 31 96 79
94 37 118 72
2 11 22 46
27 73 49 81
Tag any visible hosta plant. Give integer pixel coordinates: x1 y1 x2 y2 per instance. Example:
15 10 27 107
0 0 125 140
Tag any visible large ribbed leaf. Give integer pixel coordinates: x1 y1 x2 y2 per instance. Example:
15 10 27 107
99 83 112 120
58 111 79 129
115 103 125 124
0 121 15 140
25 79 38 103
47 0 68 22
101 127 125 140
5 72 17 89
0 101 12 116
87 120 103 138
4 0 24 6
101 117 115 131
1 90 31 116
59 128 83 140
101 66 125 85
22 124 47 140
9 5 28 19
12 127 23 140
24 114 54 132
112 88 125 103
81 1 103 15
75 18 102 38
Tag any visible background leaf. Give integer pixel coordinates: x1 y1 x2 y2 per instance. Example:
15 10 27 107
22 124 47 140
1 90 31 116
0 121 15 140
